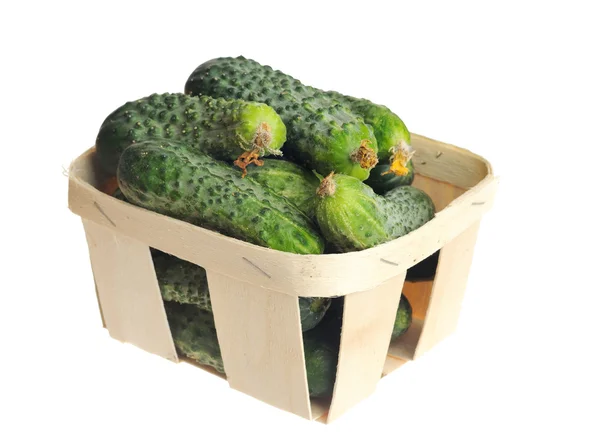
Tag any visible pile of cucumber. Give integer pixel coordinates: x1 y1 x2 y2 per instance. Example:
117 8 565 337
98 56 440 398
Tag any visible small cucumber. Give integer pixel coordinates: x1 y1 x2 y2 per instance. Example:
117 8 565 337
96 92 286 176
245 159 320 219
185 56 379 180
117 140 324 255
315 173 435 252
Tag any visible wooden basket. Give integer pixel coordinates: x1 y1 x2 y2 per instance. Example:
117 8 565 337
67 133 498 423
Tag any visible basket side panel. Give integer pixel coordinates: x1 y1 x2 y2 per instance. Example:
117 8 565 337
327 271 406 423
83 219 177 362
411 134 492 189
206 271 312 420
415 220 482 358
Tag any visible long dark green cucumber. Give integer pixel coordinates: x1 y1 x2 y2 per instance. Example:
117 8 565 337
366 160 415 195
184 56 379 181
165 301 337 397
117 140 324 255
245 159 320 219
96 92 286 175
153 252 329 331
326 90 414 177
315 173 435 252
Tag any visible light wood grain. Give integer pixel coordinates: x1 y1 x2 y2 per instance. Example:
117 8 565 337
415 221 482 358
381 355 410 377
68 145 497 298
412 174 466 212
206 271 312 420
327 271 406 423
82 219 178 362
402 281 434 321
411 133 492 189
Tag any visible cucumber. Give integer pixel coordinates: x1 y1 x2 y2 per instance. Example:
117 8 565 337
391 295 413 340
299 297 331 332
117 140 324 255
325 90 415 178
164 301 225 373
96 92 286 176
184 56 379 181
153 252 329 331
152 251 211 311
245 159 320 219
366 160 415 195
302 328 339 398
315 173 435 252
165 301 338 397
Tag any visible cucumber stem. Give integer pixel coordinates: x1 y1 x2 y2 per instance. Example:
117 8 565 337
317 171 336 197
383 140 415 176
350 139 378 170
234 122 272 177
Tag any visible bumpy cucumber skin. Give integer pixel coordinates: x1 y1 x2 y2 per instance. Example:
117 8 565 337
96 92 286 175
117 140 324 255
326 91 411 163
165 301 337 397
152 252 211 311
184 56 378 181
245 159 320 219
383 185 436 238
164 301 225 373
302 330 338 398
299 297 331 332
366 160 415 195
391 295 413 340
315 174 435 252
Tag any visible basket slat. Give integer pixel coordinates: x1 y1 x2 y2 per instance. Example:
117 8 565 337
82 219 177 362
415 220 482 358
206 271 312 419
327 271 406 423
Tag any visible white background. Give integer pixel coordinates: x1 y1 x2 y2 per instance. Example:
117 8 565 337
2 1 599 436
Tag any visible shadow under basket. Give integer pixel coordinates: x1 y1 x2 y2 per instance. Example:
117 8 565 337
68 133 498 424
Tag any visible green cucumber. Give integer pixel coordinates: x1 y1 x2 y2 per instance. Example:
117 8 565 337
164 301 225 373
96 92 286 176
165 301 337 398
325 90 414 178
391 295 413 340
152 251 211 311
117 140 324 255
245 159 320 219
184 56 379 181
299 297 331 332
315 173 435 252
366 160 415 195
